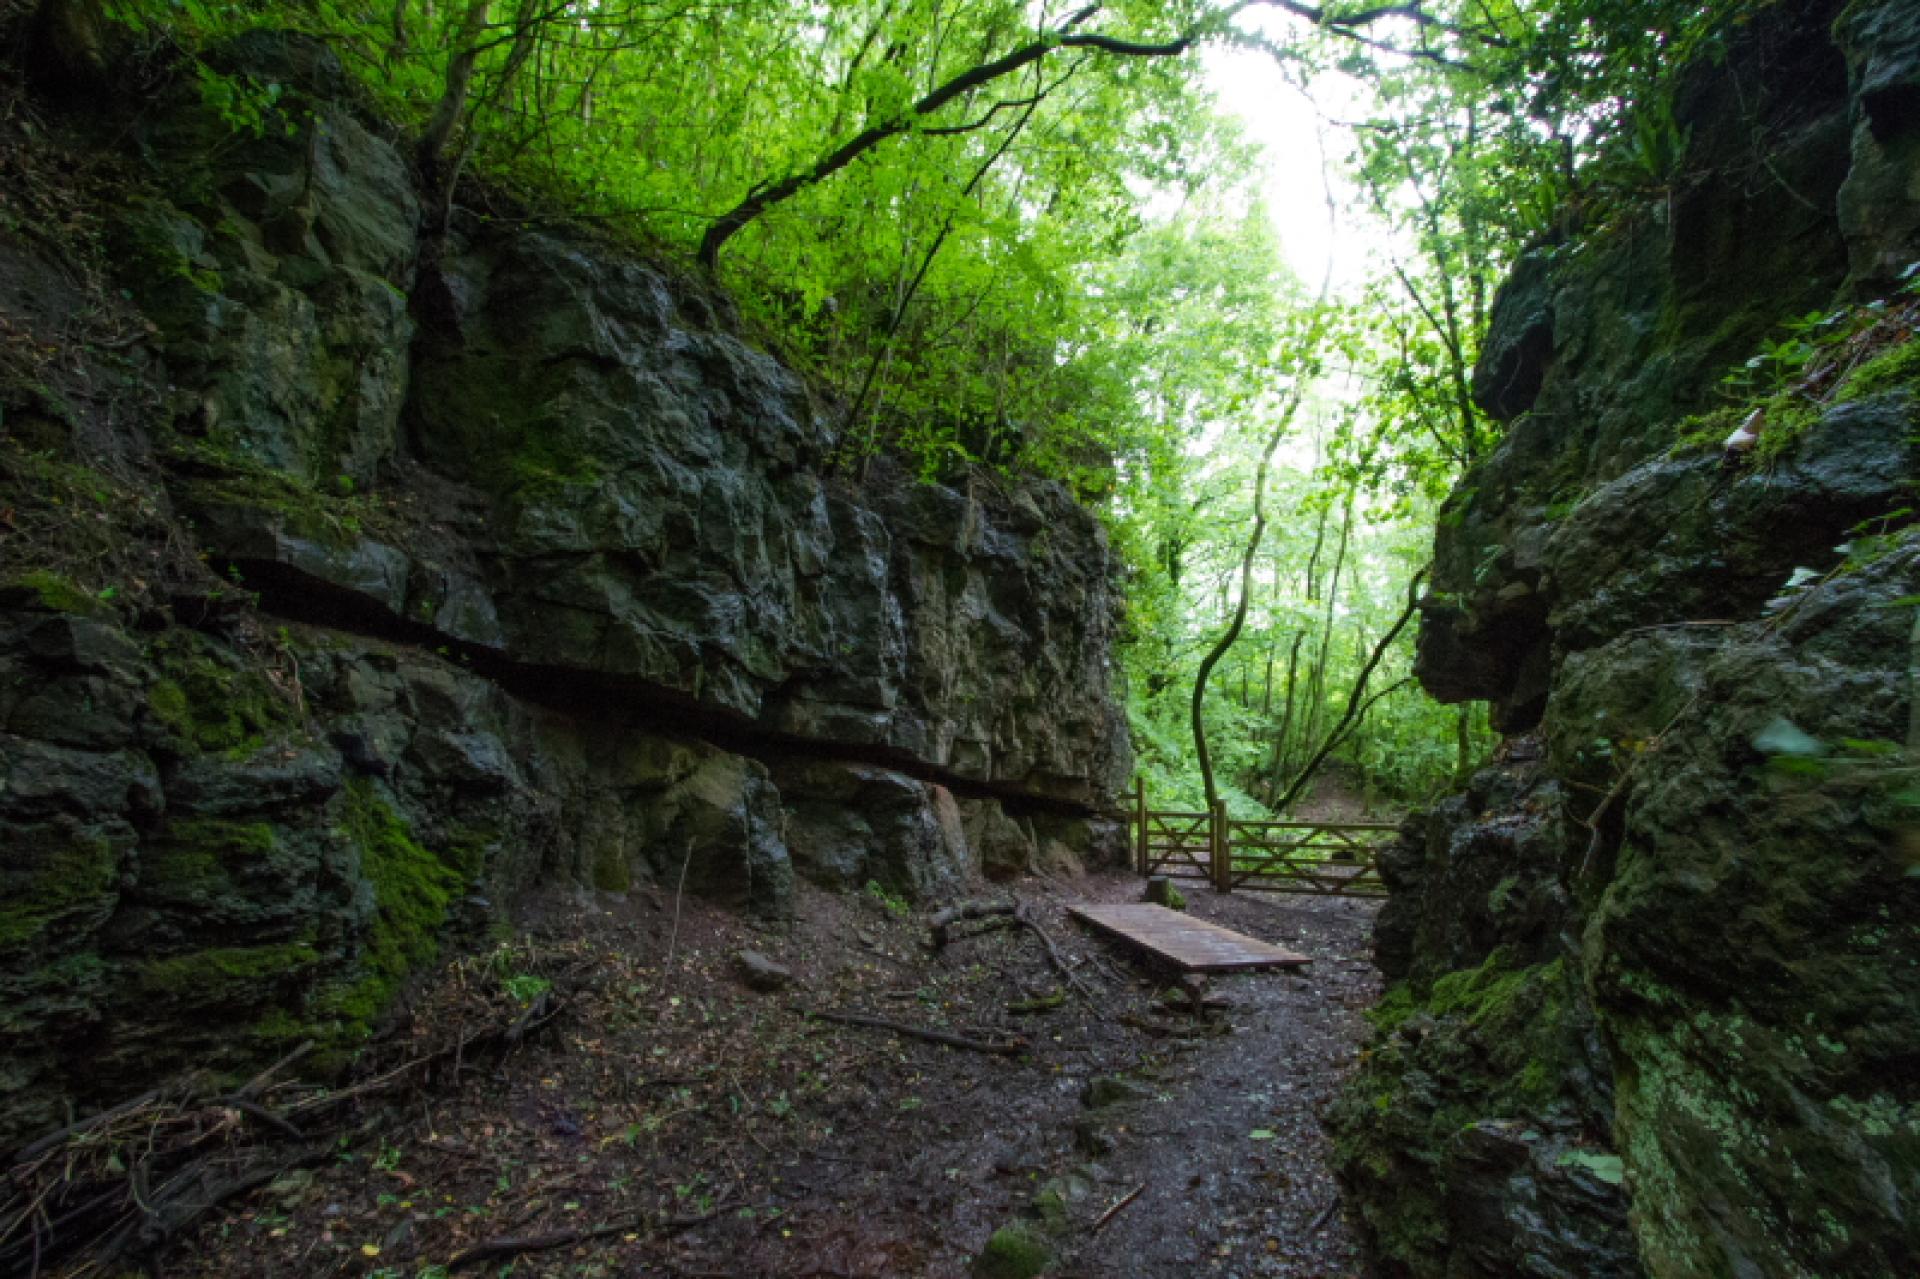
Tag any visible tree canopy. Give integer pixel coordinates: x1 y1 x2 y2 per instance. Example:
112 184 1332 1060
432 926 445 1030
93 0 1769 809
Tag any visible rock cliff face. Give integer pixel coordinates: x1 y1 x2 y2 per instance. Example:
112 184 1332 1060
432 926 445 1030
0 33 1129 1142
1330 3 1920 1275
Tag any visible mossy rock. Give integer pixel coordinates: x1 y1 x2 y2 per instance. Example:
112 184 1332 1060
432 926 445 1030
1836 334 1920 402
1328 949 1610 1275
136 943 322 1002
0 570 109 617
139 817 284 911
147 632 301 758
972 1225 1052 1279
0 834 117 954
1144 877 1186 910
312 779 469 1039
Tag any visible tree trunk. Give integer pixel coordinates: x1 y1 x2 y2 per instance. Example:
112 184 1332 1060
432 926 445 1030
1270 567 1427 816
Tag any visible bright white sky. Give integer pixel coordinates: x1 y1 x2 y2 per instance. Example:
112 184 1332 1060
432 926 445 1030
1189 22 1431 476
1200 39 1376 293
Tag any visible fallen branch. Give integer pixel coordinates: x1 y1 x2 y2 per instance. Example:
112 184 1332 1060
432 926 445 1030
929 899 1017 949
234 1040 315 1100
1090 1184 1145 1235
448 1216 644 1272
1015 907 1098 1003
450 1194 750 1269
7 1090 162 1167
210 1095 308 1142
1 966 577 1276
808 1010 1026 1056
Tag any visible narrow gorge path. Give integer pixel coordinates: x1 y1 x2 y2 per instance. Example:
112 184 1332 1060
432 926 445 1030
1063 886 1380 1278
176 873 1380 1279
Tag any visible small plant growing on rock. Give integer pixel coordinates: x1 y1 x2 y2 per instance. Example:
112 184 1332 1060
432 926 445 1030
863 879 912 919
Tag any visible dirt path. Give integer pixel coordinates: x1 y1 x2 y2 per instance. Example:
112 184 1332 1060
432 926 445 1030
1065 889 1379 1278
174 874 1380 1278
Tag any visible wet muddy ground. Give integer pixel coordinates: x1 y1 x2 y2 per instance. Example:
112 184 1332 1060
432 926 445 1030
177 874 1380 1278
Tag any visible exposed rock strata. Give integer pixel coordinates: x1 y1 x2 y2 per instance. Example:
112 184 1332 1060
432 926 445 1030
0 33 1128 1142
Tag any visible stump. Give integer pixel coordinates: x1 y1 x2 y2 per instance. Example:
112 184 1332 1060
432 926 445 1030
1143 876 1186 910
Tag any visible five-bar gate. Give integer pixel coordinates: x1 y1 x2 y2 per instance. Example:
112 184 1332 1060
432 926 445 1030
1130 779 1397 899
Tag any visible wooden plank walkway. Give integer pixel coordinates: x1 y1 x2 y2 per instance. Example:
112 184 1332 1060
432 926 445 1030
1067 904 1310 973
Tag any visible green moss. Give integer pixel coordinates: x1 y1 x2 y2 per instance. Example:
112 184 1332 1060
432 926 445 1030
1518 1058 1554 1096
441 825 497 884
3 569 107 615
147 634 298 757
1836 336 1920 403
147 678 190 728
1429 950 1564 1026
143 818 277 897
498 434 602 503
137 943 321 1000
170 818 275 860
250 1006 323 1048
1329 948 1577 1272
1668 391 1821 464
973 1226 1052 1279
1028 1187 1070 1229
0 836 116 952
167 441 376 541
1367 981 1416 1033
1749 395 1822 465
315 780 467 1038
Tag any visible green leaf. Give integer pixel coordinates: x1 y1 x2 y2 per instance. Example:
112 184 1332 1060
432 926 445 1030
1558 1150 1625 1185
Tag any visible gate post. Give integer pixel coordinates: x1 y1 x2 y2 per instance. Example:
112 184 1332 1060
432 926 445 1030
1133 777 1148 876
1211 798 1230 894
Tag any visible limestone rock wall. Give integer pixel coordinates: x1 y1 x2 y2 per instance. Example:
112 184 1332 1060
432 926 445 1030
1332 2 1920 1275
0 32 1129 1143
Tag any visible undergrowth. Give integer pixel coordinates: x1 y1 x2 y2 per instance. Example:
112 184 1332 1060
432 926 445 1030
1674 288 1920 464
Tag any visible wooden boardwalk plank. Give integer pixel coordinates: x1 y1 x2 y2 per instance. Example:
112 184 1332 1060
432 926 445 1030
1067 904 1310 972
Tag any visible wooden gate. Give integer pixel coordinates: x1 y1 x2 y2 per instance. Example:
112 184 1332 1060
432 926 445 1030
1129 780 1398 899
1133 803 1216 884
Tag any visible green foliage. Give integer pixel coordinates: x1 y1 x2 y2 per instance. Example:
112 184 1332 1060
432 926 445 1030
1680 297 1919 465
484 941 553 1004
863 879 912 920
192 63 296 139
83 0 1718 825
